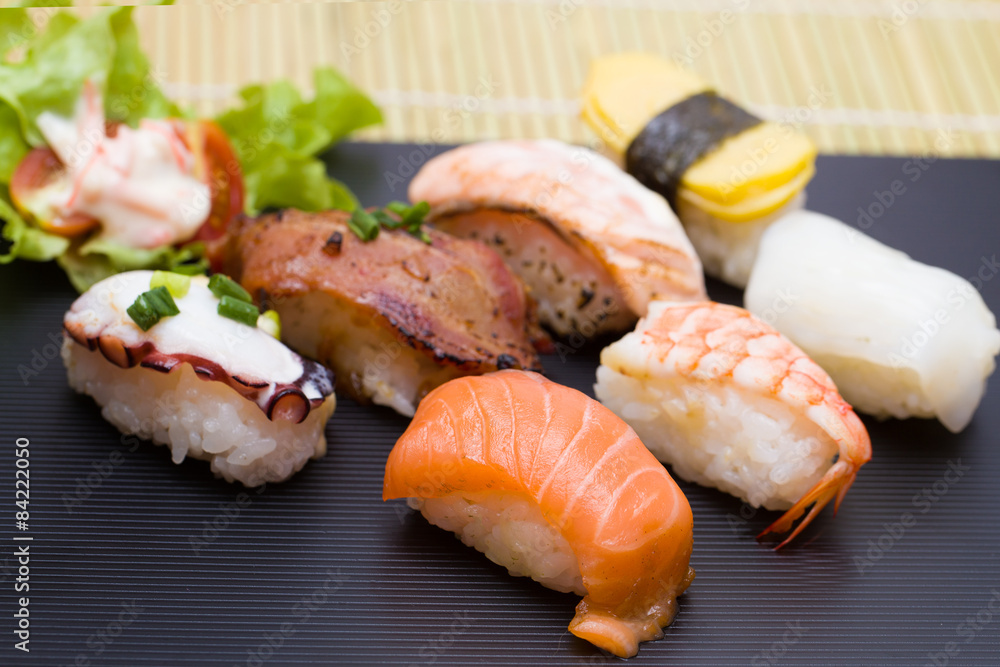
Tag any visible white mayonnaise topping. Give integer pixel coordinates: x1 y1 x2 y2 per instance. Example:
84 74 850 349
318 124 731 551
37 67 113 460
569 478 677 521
66 271 308 389
34 83 211 249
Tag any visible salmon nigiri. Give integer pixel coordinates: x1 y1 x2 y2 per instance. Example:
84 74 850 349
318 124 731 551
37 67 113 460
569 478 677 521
383 370 694 658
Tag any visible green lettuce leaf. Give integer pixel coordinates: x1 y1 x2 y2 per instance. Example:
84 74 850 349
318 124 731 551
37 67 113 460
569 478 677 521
105 7 180 124
0 102 29 183
57 238 207 293
0 186 68 264
216 67 381 215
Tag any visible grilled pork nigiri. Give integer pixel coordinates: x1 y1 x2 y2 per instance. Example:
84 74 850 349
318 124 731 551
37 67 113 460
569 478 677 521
212 209 547 416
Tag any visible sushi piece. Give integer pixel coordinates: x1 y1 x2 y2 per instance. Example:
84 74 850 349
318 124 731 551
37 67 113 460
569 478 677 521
212 208 546 417
745 210 1000 433
595 301 871 548
581 53 817 288
62 270 336 486
383 370 694 658
409 139 706 338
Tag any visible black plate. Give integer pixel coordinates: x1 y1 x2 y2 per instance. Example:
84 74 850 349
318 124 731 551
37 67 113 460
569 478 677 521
1 144 999 666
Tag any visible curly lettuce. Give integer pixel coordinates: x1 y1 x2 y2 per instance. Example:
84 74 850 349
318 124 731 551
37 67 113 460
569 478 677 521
216 68 381 215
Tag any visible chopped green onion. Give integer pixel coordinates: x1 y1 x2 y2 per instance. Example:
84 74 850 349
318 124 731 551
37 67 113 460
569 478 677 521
402 200 430 228
150 271 191 298
348 201 432 244
258 309 281 339
171 260 209 276
208 274 252 303
371 209 402 229
348 208 380 241
127 286 180 331
385 201 410 216
218 296 260 327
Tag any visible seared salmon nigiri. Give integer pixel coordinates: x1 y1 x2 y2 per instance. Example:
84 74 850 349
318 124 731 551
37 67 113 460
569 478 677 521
409 140 706 339
384 370 694 658
212 209 546 416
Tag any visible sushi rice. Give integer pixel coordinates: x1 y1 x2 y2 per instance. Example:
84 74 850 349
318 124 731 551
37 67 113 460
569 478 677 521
409 491 586 595
677 193 805 289
63 338 335 487
62 270 338 486
596 363 836 510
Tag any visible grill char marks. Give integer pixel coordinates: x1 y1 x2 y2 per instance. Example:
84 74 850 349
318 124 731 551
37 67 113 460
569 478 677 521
211 208 546 412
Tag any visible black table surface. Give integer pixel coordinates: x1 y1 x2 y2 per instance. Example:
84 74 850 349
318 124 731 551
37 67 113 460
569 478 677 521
1 144 998 666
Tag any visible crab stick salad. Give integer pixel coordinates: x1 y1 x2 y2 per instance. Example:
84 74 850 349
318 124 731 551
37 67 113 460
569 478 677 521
12 81 239 250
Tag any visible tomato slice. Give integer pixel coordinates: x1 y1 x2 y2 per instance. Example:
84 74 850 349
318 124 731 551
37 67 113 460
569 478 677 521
175 119 245 243
9 147 100 237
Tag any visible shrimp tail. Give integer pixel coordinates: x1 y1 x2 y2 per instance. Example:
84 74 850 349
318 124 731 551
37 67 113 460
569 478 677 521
757 459 858 550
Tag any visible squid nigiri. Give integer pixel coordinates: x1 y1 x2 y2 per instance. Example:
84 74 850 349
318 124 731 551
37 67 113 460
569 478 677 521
581 53 817 288
745 210 1000 433
383 370 694 658
595 301 871 547
409 139 706 338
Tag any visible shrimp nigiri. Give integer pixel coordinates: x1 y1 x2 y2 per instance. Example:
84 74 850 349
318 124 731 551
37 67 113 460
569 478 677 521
383 370 694 658
595 301 871 548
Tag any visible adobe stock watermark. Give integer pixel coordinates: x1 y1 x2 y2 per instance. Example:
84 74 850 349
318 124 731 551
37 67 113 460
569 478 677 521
189 484 268 555
725 440 826 538
60 599 144 667
406 611 474 666
854 459 969 575
719 84 832 199
878 0 929 38
61 432 143 514
2 6 60 56
887 254 998 370
383 75 501 193
17 330 65 386
923 589 1000 666
671 0 752 66
853 127 958 234
235 568 350 667
338 0 416 62
544 0 586 30
751 621 808 666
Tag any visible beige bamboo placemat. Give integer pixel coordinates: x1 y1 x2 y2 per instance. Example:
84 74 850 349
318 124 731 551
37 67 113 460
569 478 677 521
61 1 1000 157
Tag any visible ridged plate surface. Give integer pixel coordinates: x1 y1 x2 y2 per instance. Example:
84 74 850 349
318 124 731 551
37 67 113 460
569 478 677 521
1 144 998 665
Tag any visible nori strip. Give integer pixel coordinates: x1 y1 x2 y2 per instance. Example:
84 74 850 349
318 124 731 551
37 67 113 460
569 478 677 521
625 91 762 209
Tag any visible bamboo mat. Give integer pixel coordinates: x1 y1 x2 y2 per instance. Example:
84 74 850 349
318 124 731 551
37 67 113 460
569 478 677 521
64 1 1000 157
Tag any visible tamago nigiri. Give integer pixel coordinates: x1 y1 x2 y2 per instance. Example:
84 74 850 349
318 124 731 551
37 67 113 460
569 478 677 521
383 370 694 658
581 53 817 288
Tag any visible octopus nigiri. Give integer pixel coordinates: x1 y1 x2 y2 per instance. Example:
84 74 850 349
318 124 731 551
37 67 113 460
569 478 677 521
212 208 546 416
384 370 694 658
62 270 336 486
409 139 706 338
595 301 871 547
